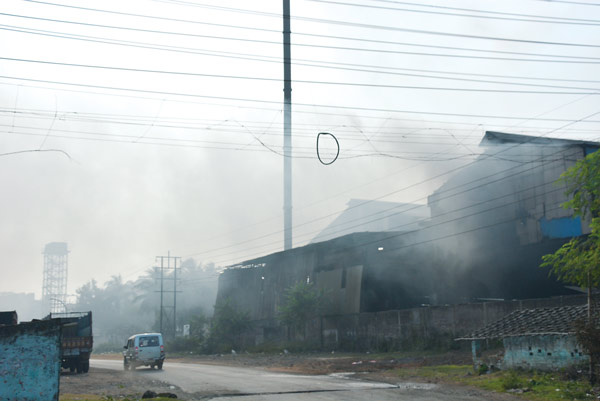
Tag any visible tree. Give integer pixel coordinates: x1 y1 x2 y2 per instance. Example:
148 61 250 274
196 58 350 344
206 298 250 352
278 281 324 340
541 149 600 383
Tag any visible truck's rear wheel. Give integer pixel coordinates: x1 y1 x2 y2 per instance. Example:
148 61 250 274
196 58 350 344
76 362 83 374
82 361 89 373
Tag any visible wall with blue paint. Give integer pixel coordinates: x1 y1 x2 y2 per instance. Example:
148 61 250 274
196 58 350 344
0 320 61 401
539 216 583 239
503 334 588 370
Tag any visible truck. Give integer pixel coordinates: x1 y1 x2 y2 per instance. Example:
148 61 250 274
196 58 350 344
0 311 17 326
44 311 93 373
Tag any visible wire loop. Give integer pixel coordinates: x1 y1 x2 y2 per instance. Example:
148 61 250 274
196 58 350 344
316 132 340 165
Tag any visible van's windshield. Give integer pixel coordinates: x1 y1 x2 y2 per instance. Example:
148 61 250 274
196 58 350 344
139 336 159 347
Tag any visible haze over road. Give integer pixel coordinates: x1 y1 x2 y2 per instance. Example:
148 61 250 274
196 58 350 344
91 358 516 400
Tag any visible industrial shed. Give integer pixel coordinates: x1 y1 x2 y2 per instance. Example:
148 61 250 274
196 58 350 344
215 131 597 347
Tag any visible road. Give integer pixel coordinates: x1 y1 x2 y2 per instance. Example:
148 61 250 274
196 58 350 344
91 359 516 400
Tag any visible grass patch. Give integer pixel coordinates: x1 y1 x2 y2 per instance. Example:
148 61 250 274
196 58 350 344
392 365 594 400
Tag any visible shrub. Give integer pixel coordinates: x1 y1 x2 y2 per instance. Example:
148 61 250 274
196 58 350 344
501 370 525 390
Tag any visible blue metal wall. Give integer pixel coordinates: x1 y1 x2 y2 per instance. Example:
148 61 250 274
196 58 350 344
539 216 582 239
0 320 61 401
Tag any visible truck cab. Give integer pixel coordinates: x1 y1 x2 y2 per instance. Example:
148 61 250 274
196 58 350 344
44 311 93 374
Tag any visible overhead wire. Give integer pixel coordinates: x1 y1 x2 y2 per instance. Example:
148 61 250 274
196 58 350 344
2 19 599 65
3 105 600 138
3 23 600 88
337 0 600 23
182 108 600 264
5 0 600 278
208 171 575 266
3 75 600 123
531 0 600 7
4 6 600 63
28 0 600 26
1 123 503 161
4 57 600 95
150 0 600 49
184 145 570 262
304 0 600 26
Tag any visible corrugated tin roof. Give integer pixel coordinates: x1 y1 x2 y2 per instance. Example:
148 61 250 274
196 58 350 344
480 131 600 148
459 304 597 340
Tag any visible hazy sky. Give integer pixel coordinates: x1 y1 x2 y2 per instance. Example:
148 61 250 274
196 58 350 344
1 0 599 298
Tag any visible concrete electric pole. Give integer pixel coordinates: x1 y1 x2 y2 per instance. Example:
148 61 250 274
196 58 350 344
283 0 293 251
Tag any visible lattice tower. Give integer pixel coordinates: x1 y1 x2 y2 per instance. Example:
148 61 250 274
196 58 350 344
42 242 69 313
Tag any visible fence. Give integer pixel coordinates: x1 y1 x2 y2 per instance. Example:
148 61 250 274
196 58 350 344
239 294 588 351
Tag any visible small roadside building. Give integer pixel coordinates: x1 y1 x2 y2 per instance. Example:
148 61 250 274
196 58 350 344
459 304 594 371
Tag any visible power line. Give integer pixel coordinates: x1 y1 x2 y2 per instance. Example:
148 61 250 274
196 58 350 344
23 0 280 34
4 75 600 121
4 23 600 92
3 19 599 65
148 0 600 48
6 4 600 63
4 104 600 137
1 123 505 162
4 108 598 137
0 148 71 159
209 180 569 266
185 145 574 262
531 0 600 6
3 57 600 93
305 0 600 26
354 0 600 23
183 108 600 264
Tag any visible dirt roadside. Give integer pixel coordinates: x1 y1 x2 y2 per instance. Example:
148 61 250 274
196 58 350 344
60 351 525 400
60 367 187 400
90 349 473 379
65 350 513 400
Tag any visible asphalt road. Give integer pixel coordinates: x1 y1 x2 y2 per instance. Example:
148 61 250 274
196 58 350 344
91 359 514 400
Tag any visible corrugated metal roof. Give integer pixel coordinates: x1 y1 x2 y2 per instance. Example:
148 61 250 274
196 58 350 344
458 304 597 340
480 131 600 148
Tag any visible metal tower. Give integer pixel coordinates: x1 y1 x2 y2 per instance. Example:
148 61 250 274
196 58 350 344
42 242 69 313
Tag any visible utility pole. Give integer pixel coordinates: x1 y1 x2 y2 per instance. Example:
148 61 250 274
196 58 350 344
283 0 293 251
173 256 178 338
155 252 181 338
159 259 164 333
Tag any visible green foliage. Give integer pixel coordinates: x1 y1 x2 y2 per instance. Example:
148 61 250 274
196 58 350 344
574 318 600 363
205 298 251 352
166 336 203 353
559 150 600 220
541 221 600 289
477 364 488 376
394 365 594 400
500 370 525 390
541 150 600 384
277 282 324 331
541 150 600 290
